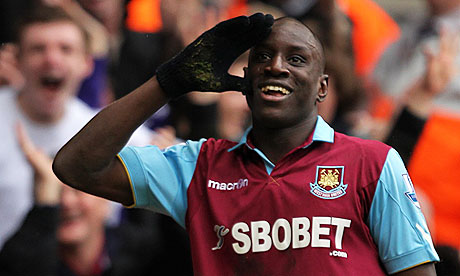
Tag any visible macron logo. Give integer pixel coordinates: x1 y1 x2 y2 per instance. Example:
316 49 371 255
208 178 249 191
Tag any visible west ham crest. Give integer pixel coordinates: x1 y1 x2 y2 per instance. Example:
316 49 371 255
310 166 348 199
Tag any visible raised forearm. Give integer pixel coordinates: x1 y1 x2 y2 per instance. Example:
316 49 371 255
53 77 168 200
67 77 167 166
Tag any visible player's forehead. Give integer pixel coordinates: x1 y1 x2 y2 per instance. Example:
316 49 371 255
273 17 310 32
253 17 321 54
275 18 318 46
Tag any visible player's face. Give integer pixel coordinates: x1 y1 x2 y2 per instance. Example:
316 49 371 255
245 18 327 129
58 185 109 246
18 21 92 122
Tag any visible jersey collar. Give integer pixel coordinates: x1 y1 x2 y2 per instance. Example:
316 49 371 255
228 115 334 152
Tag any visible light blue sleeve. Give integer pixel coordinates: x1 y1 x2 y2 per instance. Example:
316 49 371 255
368 148 439 274
117 139 206 228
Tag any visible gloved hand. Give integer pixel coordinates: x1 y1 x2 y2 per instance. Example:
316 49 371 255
156 13 274 98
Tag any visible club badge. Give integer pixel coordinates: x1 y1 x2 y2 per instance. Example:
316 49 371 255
310 166 348 199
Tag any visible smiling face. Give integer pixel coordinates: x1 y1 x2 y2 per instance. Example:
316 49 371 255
17 21 92 123
245 18 327 129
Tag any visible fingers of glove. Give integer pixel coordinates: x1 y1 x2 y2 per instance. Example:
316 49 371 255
249 13 274 41
188 13 273 67
214 13 273 40
229 13 273 42
234 13 273 48
156 14 273 97
218 13 273 61
214 15 251 36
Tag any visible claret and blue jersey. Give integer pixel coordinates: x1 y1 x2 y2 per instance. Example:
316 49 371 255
118 116 439 275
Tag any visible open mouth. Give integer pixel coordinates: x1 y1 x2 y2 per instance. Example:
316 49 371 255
40 76 64 90
260 85 291 96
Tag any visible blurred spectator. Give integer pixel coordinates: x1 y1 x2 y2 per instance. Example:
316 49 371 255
0 5 94 249
0 0 110 108
51 0 111 108
385 27 459 163
0 123 165 276
373 0 460 251
0 4 157 251
372 0 460 124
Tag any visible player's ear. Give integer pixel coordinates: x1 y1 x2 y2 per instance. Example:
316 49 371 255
316 74 328 103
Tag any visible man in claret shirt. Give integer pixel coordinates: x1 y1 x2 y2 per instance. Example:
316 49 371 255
53 13 439 275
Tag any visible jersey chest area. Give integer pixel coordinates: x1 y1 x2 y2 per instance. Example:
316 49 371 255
185 144 385 275
189 144 376 221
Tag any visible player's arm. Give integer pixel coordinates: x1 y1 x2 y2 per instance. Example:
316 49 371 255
53 77 167 205
52 13 274 206
368 148 439 274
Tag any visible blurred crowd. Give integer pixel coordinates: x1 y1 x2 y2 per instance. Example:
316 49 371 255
0 0 459 275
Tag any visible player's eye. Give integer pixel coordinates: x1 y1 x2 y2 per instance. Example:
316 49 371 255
288 55 306 65
254 52 271 62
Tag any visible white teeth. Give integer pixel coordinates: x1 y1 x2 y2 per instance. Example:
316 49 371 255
261 85 290 95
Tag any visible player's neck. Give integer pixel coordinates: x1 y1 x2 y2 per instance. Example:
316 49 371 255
251 118 316 164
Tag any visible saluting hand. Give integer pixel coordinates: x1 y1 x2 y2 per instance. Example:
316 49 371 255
155 13 274 98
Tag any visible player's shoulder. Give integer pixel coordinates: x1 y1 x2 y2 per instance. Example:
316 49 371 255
161 138 235 160
201 137 238 151
334 132 392 161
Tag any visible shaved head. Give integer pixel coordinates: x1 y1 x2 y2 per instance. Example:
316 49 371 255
254 16 326 73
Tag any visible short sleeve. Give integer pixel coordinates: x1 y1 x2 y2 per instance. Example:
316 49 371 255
368 148 439 274
117 139 206 228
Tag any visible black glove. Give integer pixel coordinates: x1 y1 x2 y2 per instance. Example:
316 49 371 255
156 13 274 98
